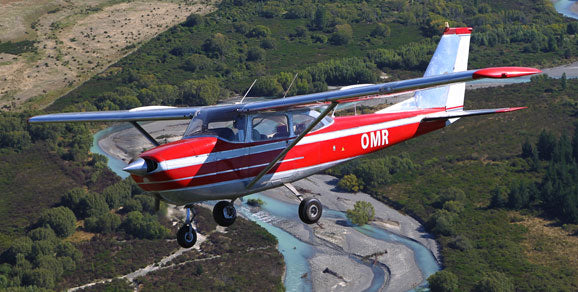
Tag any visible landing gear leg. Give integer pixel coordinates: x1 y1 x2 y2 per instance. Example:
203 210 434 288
177 205 197 248
213 200 237 227
284 183 323 224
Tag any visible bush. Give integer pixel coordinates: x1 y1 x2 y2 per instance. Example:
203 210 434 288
428 270 459 292
247 47 265 61
346 201 375 226
85 213 121 234
28 227 56 242
246 198 265 207
77 193 108 219
38 207 77 237
337 174 363 192
122 211 169 239
471 271 514 292
183 13 204 27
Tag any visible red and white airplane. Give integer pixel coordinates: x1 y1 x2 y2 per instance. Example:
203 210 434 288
30 26 541 248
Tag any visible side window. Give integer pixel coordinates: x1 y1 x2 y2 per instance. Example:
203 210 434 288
292 113 323 135
252 114 289 141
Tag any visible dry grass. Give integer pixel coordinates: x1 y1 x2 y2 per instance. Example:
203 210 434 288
512 212 578 270
0 0 217 110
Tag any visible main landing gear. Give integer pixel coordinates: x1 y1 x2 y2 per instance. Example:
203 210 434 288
285 183 323 224
177 205 197 248
213 200 237 227
176 201 239 248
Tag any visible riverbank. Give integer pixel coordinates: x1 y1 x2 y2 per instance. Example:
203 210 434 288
261 175 440 292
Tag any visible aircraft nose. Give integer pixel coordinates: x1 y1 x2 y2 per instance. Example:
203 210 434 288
123 158 149 176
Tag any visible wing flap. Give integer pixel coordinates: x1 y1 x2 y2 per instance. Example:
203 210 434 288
422 107 526 121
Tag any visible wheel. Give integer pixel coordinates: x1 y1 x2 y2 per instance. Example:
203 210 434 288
299 198 323 224
213 201 237 227
177 224 197 248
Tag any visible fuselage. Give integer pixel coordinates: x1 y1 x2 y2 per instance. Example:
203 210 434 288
130 108 447 205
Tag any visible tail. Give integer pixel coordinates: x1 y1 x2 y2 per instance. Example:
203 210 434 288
415 26 472 112
378 25 472 114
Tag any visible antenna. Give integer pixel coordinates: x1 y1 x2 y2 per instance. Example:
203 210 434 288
283 73 299 98
239 79 257 104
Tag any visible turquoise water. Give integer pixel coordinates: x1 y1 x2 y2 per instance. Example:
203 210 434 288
90 125 130 179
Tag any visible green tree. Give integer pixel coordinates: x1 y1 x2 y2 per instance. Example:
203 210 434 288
38 207 77 237
330 24 353 45
78 193 108 219
471 271 514 292
537 130 556 161
183 13 204 27
346 201 375 225
122 211 169 239
180 78 222 106
428 270 459 292
337 174 363 192
85 213 121 234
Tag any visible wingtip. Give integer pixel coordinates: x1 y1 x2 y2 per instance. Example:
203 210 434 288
497 107 527 113
473 67 542 79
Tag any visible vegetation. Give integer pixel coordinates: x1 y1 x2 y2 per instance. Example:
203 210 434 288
246 198 265 207
331 77 578 291
346 201 375 226
428 270 459 292
0 40 37 55
2 0 578 290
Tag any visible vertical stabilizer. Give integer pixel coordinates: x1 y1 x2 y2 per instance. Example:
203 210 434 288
415 26 471 112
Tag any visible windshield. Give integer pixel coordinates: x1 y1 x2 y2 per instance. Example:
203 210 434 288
183 109 246 142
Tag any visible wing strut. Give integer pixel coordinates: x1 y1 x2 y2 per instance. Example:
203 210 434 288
130 121 160 147
246 102 338 189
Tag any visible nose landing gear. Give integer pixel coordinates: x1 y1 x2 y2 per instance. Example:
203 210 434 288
213 200 237 227
177 205 197 248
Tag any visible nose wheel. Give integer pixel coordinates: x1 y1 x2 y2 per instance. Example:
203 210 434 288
299 197 323 224
177 205 197 248
213 201 237 227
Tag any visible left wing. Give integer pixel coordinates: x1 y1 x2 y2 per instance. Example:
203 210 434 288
237 67 541 113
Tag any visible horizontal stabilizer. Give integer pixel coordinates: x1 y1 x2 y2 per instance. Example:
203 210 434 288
423 107 526 121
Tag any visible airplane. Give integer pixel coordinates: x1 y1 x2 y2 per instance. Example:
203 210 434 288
29 26 541 248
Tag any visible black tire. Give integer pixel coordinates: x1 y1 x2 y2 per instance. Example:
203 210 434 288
177 224 197 248
299 198 322 224
213 201 237 227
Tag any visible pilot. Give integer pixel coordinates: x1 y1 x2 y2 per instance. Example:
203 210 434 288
233 116 245 142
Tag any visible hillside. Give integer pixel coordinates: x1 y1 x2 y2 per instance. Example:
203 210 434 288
0 0 217 110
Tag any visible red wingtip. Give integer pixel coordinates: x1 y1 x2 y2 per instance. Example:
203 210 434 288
473 67 542 79
497 107 528 113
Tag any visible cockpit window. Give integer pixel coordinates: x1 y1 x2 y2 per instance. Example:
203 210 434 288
184 110 245 142
252 114 289 141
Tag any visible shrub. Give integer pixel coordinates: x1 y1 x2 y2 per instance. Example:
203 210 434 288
428 270 459 292
38 207 77 237
85 213 121 234
122 211 169 239
337 174 363 192
346 201 375 226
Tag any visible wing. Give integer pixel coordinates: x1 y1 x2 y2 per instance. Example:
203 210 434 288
28 106 201 123
238 67 541 113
